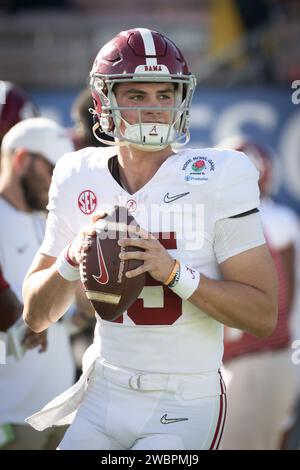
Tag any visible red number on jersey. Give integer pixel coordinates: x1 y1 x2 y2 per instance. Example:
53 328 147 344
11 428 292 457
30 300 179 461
115 232 182 325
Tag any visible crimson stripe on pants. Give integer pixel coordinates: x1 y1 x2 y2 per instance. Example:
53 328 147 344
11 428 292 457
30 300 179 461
209 371 227 450
215 393 227 449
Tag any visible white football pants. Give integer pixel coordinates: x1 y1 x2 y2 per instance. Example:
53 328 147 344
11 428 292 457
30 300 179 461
58 361 226 450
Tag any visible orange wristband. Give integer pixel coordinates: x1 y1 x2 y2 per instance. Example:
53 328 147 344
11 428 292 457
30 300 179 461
164 259 180 286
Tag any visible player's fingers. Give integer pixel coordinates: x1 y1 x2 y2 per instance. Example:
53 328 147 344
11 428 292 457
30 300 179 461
81 235 94 251
82 225 96 237
118 237 154 250
127 225 156 240
78 225 91 236
119 250 148 261
86 227 96 236
91 211 107 225
125 263 151 278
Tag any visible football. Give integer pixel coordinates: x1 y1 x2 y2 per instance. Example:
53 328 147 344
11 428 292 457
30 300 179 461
80 206 146 321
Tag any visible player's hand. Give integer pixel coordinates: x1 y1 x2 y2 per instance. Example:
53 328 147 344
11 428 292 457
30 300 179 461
23 328 48 353
68 211 107 265
118 227 175 284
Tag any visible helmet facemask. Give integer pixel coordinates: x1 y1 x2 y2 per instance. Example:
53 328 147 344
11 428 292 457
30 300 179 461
90 73 196 151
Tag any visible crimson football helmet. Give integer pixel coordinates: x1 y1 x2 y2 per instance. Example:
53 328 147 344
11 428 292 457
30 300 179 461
0 81 39 143
217 135 274 196
89 28 196 151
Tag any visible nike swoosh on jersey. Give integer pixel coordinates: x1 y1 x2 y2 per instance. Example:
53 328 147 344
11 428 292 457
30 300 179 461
163 192 190 203
93 237 109 285
160 414 189 424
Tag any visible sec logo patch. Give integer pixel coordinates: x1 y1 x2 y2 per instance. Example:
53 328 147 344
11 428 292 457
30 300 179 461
78 190 97 214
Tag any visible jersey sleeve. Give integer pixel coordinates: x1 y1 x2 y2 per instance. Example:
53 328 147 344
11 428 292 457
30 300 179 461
215 150 260 221
39 158 76 257
214 213 266 264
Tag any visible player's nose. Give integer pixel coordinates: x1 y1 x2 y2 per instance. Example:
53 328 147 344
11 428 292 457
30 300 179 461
143 101 163 120
144 93 163 109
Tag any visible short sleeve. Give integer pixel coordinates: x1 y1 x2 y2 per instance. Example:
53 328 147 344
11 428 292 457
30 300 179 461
214 213 266 264
39 212 75 257
215 151 260 221
40 161 76 257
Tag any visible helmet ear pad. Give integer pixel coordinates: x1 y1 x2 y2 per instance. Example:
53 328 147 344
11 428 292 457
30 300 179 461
99 115 114 133
91 87 115 133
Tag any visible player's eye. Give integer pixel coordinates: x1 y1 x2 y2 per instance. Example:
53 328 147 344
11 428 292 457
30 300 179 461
129 94 144 101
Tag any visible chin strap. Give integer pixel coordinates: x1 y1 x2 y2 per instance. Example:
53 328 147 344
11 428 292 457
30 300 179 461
92 117 190 151
92 120 190 151
123 122 175 151
92 121 117 147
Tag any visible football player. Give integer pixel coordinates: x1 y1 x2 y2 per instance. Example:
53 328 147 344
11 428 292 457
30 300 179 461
0 118 75 449
23 28 278 450
0 81 39 173
0 81 39 145
218 137 299 449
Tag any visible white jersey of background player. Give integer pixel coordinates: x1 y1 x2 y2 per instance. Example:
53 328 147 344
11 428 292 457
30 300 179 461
23 28 278 450
0 118 75 449
217 137 299 450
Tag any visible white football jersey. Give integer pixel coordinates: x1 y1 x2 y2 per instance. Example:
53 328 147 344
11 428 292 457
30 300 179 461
41 146 262 373
0 197 45 302
0 197 75 424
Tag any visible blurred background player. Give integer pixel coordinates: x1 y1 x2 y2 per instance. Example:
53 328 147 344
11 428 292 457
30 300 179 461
71 87 114 150
217 136 299 450
0 117 76 449
284 231 300 449
0 81 39 145
0 81 39 171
